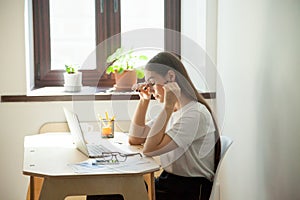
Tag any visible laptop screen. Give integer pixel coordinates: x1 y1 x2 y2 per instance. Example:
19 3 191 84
63 107 90 156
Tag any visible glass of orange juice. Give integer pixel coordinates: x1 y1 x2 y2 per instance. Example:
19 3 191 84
100 119 114 138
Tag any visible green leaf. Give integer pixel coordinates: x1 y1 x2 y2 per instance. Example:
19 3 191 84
117 67 124 74
105 47 149 76
136 69 145 79
106 47 124 63
65 64 77 74
139 55 148 60
106 66 114 74
106 55 114 63
127 65 133 70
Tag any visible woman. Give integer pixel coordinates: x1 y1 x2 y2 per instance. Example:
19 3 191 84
129 51 221 200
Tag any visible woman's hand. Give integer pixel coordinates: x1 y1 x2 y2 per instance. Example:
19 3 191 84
132 83 152 100
163 82 181 109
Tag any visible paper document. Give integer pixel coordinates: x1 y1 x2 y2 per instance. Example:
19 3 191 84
69 156 156 174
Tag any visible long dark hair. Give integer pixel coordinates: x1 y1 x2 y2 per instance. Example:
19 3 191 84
145 51 221 172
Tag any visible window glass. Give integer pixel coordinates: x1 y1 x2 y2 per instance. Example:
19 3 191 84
121 0 164 33
49 0 96 70
121 0 164 59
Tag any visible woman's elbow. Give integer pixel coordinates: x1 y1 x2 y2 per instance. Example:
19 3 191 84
142 149 151 157
144 153 152 157
128 136 145 145
142 147 156 157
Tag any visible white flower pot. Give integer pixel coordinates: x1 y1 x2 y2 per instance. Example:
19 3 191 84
64 72 82 92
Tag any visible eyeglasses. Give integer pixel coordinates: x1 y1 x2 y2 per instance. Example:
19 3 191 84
95 152 142 164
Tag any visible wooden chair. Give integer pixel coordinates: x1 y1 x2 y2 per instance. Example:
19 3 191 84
26 122 157 200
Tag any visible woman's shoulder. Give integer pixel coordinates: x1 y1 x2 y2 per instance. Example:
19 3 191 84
185 101 210 113
191 102 214 120
177 101 210 119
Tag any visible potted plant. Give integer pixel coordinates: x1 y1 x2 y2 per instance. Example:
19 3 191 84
106 48 148 91
64 64 82 92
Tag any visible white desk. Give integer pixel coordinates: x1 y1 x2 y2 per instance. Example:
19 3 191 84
23 132 160 200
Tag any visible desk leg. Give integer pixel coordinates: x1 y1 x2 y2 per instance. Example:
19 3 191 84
144 173 156 200
39 175 149 200
29 176 34 200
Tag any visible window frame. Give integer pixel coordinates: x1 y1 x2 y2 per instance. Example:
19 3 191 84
32 0 181 89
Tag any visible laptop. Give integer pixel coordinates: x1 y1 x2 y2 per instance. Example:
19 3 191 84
63 107 113 158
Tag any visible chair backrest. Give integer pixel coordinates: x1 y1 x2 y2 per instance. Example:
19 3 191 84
209 135 233 200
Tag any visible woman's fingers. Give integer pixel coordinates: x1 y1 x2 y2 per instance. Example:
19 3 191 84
163 82 181 107
132 82 152 100
132 83 145 92
163 82 181 97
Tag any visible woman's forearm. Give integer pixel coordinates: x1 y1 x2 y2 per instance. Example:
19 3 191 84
132 98 150 126
143 107 173 154
128 99 150 144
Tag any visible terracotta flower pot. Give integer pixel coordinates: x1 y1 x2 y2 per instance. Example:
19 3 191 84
114 69 137 91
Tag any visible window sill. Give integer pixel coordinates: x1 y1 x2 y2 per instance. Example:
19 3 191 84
0 87 216 102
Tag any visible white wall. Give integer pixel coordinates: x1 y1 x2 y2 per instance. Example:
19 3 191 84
0 103 70 199
0 0 28 198
217 0 300 199
0 0 26 94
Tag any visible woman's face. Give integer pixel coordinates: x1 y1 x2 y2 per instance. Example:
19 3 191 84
144 70 168 103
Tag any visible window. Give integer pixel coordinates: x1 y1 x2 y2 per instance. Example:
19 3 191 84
32 0 180 89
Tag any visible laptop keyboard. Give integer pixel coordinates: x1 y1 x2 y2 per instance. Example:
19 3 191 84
87 144 109 156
